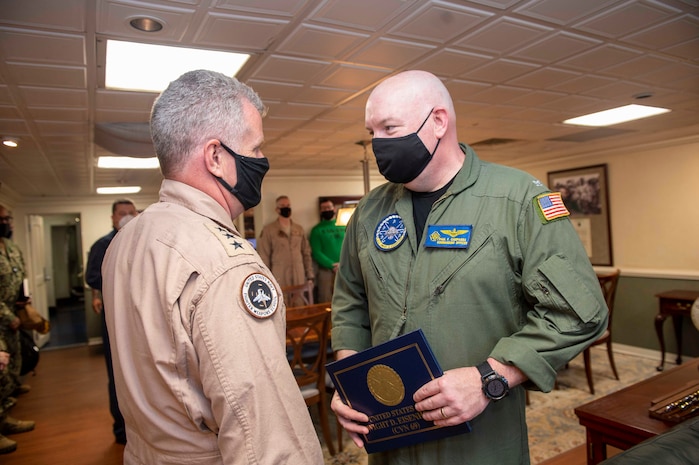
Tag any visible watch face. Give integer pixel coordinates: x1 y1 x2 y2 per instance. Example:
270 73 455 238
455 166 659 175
486 378 507 399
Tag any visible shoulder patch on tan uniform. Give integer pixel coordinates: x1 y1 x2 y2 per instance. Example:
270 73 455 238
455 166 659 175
241 273 279 318
205 222 255 257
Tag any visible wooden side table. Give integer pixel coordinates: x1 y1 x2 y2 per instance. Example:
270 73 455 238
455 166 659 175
575 358 699 465
654 290 699 371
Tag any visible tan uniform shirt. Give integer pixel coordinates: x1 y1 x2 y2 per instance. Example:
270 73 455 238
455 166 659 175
257 220 313 289
102 180 323 465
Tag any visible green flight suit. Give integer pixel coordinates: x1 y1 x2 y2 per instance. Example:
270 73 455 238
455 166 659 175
331 145 608 465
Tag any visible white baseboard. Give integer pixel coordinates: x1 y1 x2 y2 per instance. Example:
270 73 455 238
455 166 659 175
607 342 696 363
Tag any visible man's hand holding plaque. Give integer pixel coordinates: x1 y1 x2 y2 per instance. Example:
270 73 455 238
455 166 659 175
326 329 472 454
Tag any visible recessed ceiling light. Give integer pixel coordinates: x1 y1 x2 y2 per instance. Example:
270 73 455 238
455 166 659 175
563 104 670 127
105 40 250 93
98 156 160 169
96 186 142 195
2 137 19 148
129 17 163 33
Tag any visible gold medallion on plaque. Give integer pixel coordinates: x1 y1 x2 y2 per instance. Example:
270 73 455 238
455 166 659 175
366 364 405 406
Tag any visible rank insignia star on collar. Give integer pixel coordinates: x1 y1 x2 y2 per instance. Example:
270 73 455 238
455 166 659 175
206 223 252 257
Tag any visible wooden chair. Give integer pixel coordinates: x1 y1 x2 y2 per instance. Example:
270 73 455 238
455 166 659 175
286 303 335 455
584 269 621 394
281 282 314 307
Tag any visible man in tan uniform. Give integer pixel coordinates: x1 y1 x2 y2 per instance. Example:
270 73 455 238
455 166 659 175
102 70 324 465
257 195 314 305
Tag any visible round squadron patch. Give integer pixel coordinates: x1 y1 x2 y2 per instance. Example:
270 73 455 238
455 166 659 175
241 273 279 318
374 213 407 252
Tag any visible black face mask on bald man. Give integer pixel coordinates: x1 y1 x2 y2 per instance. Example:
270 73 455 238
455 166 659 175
371 109 441 184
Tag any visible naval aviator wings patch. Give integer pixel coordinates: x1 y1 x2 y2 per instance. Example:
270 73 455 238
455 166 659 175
205 222 254 257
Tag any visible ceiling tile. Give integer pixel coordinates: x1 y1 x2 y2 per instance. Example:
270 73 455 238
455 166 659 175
413 49 492 77
254 55 330 84
195 12 289 50
622 15 699 50
389 2 493 43
276 24 368 60
574 0 679 38
510 32 601 63
348 37 435 69
0 29 85 66
455 18 552 55
515 0 621 25
310 0 415 31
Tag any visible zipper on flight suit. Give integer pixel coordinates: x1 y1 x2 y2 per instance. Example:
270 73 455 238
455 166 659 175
389 254 413 339
432 237 490 297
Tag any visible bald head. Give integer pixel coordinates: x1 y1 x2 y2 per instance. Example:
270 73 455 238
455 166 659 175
365 70 464 192
368 71 454 123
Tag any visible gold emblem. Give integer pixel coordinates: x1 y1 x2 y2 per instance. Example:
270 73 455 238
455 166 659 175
367 364 405 406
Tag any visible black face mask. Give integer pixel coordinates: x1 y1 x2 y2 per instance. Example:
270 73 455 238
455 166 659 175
279 207 292 218
0 223 11 239
215 142 269 211
320 210 335 221
372 109 441 184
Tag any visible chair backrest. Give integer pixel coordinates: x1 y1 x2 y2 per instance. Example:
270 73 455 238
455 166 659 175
281 282 314 306
286 303 331 390
597 269 620 329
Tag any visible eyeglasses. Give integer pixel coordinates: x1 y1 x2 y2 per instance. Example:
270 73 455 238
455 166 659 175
0 216 13 223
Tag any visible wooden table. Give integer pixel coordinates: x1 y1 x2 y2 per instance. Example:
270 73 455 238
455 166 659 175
574 357 699 465
654 290 699 371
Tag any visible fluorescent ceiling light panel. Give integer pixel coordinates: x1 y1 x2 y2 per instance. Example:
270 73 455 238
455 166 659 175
96 186 142 195
106 40 250 92
98 156 160 169
563 104 670 127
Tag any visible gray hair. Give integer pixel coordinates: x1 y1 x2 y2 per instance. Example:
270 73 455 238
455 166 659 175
150 69 265 177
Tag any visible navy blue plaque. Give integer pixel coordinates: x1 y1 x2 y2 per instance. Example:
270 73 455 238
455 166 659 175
326 329 472 453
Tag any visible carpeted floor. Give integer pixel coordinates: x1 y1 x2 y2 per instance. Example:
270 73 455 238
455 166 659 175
316 346 660 465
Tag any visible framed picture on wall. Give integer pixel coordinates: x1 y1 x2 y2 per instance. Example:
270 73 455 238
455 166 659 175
547 164 613 266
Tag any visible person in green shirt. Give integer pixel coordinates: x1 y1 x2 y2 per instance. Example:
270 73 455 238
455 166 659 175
309 198 346 303
330 70 608 465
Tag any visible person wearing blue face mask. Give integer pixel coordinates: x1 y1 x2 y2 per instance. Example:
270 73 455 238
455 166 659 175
330 70 608 465
100 70 323 465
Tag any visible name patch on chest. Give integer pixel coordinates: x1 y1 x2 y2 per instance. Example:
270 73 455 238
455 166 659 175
241 273 279 318
424 225 473 248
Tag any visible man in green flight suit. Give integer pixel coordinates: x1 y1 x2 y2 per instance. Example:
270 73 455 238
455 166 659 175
330 70 608 464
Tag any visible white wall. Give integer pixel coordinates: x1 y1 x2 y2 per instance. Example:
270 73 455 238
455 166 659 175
4 136 698 288
522 138 699 278
253 172 384 235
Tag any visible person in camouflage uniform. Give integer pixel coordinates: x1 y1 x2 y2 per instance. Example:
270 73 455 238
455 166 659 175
0 205 35 454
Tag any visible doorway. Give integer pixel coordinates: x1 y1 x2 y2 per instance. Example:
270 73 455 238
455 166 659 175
44 214 87 348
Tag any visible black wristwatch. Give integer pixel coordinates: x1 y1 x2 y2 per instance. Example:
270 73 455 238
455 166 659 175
477 361 509 402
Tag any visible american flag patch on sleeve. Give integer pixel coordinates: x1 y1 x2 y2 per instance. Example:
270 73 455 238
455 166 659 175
536 192 570 223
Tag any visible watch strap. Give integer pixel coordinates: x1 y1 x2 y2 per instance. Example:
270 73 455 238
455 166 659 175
476 361 494 379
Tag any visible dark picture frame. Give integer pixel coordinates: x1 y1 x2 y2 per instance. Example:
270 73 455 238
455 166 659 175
547 164 612 266
319 195 363 209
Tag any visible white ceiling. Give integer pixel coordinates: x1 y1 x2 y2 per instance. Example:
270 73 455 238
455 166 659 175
0 0 697 199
